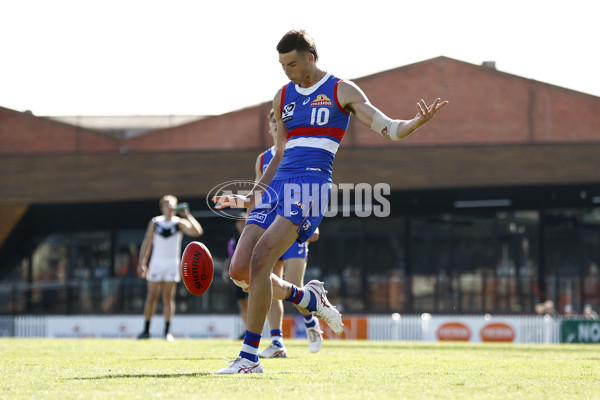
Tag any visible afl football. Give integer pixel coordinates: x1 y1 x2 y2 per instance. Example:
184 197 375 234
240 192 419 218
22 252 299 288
181 241 214 295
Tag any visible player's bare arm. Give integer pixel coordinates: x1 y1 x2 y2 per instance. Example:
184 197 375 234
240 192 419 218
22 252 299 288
244 153 265 215
213 90 288 210
338 80 448 140
137 219 155 278
178 208 203 237
262 89 287 181
254 153 263 181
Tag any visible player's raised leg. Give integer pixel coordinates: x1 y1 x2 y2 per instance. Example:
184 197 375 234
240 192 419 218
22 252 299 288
283 256 323 353
270 255 343 334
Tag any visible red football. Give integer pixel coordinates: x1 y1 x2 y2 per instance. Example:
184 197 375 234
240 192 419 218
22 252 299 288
181 241 214 295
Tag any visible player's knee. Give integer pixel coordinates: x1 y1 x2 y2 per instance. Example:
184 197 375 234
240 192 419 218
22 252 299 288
229 259 249 288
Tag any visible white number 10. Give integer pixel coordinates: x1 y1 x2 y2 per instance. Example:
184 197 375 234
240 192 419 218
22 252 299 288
310 107 330 126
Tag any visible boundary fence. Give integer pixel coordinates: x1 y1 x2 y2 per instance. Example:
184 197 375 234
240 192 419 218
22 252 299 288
2 314 594 344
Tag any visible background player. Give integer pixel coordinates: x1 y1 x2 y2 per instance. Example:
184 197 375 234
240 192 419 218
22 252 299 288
256 109 323 358
137 195 203 341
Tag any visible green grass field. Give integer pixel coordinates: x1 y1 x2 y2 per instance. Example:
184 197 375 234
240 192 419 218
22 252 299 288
1 338 599 399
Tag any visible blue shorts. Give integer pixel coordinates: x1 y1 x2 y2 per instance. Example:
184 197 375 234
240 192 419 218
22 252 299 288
247 176 331 243
280 241 307 261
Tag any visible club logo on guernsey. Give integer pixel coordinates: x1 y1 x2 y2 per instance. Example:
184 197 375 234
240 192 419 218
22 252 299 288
282 102 295 122
310 94 333 107
301 220 311 231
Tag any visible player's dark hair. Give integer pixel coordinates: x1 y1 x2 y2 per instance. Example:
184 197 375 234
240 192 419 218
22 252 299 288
276 29 318 61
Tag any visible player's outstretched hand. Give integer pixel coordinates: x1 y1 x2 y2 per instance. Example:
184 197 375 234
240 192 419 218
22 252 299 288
416 98 449 121
212 194 252 210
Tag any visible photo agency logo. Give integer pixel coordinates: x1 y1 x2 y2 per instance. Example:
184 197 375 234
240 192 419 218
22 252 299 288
282 182 391 218
207 180 391 219
326 183 391 217
206 180 279 220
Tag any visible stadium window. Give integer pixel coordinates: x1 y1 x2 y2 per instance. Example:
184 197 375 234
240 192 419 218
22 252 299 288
545 210 585 314
582 209 600 313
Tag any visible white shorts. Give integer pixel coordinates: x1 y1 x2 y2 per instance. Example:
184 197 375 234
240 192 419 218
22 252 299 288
146 261 181 283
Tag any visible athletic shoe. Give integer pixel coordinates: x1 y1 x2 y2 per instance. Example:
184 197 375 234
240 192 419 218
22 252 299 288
215 357 264 374
137 332 150 340
258 343 288 358
165 333 174 342
304 280 344 334
306 324 323 353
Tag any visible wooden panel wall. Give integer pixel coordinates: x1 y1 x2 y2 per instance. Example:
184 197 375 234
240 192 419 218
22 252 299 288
0 150 257 204
2 143 600 206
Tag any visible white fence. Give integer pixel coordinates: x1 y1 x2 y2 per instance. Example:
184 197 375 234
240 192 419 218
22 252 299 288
368 314 561 343
0 314 568 343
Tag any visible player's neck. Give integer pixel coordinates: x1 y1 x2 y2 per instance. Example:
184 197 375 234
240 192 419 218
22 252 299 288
299 68 326 88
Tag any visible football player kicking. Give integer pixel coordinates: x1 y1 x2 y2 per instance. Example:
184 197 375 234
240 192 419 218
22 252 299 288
213 29 447 374
256 109 323 359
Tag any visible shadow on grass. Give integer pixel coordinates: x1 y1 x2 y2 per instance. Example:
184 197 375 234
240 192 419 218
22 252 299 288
139 357 227 361
73 370 294 380
72 372 212 380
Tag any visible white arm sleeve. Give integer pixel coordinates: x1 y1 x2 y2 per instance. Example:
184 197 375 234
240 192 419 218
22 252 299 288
370 110 402 141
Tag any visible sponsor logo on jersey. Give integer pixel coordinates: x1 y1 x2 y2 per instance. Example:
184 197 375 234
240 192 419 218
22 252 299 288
310 94 333 107
248 212 267 223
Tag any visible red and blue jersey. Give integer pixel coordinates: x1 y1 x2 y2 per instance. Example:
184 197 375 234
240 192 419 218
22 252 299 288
274 73 350 182
259 146 275 175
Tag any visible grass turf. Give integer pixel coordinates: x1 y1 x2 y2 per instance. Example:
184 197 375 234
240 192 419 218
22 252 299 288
1 338 599 399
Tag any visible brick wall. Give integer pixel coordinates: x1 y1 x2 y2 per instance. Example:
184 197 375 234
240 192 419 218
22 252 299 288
0 107 121 154
349 58 600 148
2 57 599 156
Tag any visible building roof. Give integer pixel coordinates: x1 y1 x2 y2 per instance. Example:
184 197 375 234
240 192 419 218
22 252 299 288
46 115 207 138
1 56 599 205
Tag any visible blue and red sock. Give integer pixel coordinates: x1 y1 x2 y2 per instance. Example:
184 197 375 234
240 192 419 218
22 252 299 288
239 330 261 362
270 329 283 347
285 284 317 312
304 314 317 329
